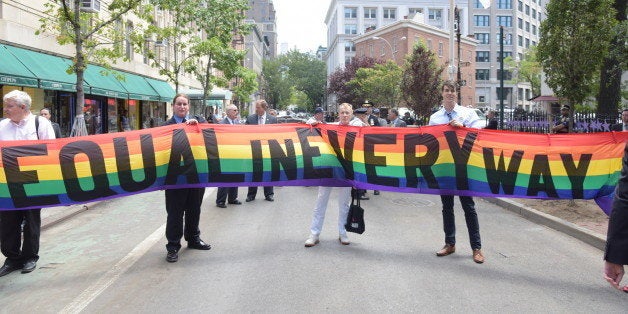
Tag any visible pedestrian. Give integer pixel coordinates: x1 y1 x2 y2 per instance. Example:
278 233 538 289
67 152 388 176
604 143 628 292
39 108 62 138
610 109 628 132
305 103 365 247
306 107 326 125
361 100 380 126
0 90 56 277
388 108 407 127
485 110 498 130
216 104 243 208
428 80 485 264
163 93 211 263
373 108 387 127
551 105 571 133
245 99 277 202
402 111 415 126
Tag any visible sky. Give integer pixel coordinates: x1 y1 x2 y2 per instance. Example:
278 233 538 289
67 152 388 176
273 0 331 53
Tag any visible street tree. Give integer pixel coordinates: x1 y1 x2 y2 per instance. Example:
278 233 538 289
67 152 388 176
505 46 541 97
37 0 148 136
231 67 259 112
401 41 444 118
261 58 291 108
347 60 402 108
537 0 617 112
281 50 327 109
597 0 627 116
327 56 382 105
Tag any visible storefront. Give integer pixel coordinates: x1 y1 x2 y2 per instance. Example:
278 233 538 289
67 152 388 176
181 88 232 121
0 44 175 134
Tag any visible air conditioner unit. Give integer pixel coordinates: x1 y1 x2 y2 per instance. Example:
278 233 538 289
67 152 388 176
155 39 168 47
80 0 101 13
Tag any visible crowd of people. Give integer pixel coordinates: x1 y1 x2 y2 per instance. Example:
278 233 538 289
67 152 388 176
0 84 626 294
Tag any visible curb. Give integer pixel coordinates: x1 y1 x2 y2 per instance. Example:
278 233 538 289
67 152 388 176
485 197 606 251
41 201 100 231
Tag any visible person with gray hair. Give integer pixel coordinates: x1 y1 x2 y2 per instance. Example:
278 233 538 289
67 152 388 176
0 90 56 277
388 109 407 127
216 104 243 208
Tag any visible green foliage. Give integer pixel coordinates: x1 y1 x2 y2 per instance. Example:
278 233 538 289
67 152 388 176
232 67 259 104
347 60 402 108
261 58 292 108
505 46 542 96
537 0 617 107
401 41 444 117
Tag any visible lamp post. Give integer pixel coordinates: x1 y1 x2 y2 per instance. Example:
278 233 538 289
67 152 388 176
499 26 505 130
372 36 406 62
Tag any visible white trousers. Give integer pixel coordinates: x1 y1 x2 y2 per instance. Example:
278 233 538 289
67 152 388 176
309 186 352 236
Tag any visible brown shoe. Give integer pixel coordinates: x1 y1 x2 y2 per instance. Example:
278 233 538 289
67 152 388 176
473 249 485 264
436 244 455 256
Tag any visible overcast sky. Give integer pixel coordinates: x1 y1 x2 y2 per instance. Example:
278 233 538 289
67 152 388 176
273 0 331 53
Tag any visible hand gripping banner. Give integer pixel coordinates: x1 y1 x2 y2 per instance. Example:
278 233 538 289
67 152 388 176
1 123 626 214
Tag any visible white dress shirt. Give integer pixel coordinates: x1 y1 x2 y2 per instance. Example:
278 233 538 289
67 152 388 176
0 113 56 141
428 104 483 129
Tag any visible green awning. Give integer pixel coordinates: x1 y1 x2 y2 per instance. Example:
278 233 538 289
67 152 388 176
83 65 128 98
205 99 222 106
118 73 161 101
0 45 38 87
3 45 77 92
144 77 175 102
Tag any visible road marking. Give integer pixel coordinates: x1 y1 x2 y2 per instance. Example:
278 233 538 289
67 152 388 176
60 187 216 314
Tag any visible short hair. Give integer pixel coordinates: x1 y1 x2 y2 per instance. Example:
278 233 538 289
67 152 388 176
338 103 353 113
256 99 269 110
226 104 238 111
40 108 51 114
622 108 628 113
3 90 31 109
441 80 458 92
390 108 399 116
172 93 189 104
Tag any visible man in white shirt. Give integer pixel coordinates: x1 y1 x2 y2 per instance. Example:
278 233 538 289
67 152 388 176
428 80 484 264
0 90 55 277
245 100 277 202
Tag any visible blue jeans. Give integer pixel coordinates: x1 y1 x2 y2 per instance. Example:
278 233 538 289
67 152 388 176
440 195 481 250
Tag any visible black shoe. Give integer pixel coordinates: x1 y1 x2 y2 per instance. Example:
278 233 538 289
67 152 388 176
0 264 19 277
373 190 380 195
21 259 37 274
188 239 211 250
359 195 370 200
265 196 274 202
228 200 242 205
166 251 178 263
216 203 227 208
246 196 255 202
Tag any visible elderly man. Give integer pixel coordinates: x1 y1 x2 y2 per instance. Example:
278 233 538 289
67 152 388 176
245 99 277 202
306 107 326 125
0 90 56 277
216 105 243 208
388 108 407 127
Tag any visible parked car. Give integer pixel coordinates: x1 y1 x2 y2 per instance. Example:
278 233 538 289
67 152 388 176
276 115 306 123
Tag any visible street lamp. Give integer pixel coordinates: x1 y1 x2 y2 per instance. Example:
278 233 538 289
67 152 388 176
372 36 406 60
499 26 505 130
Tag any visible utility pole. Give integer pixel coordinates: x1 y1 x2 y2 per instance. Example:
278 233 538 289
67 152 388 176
455 6 462 105
499 26 505 130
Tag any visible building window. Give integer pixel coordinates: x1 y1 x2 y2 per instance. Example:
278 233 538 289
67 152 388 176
518 18 523 29
474 15 490 26
532 8 537 19
526 89 531 100
518 35 523 46
497 16 512 27
497 70 512 80
496 87 512 100
364 8 376 19
497 51 512 62
532 25 537 35
409 8 423 15
345 56 353 66
428 9 442 21
518 0 523 11
427 39 433 51
474 0 487 8
369 44 374 57
532 40 537 46
476 69 490 80
479 95 486 102
497 0 512 9
476 51 490 62
344 24 357 35
438 42 443 57
344 7 357 18
383 8 396 19
525 21 530 32
525 38 530 48
475 33 490 44
345 42 355 52
525 4 530 15
497 33 513 45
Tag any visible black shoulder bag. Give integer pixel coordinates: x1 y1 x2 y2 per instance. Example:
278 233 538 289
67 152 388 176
345 188 365 234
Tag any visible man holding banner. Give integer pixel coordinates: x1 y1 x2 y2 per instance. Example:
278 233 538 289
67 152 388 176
429 80 485 264
215 105 243 208
0 90 56 277
245 99 277 202
604 143 628 293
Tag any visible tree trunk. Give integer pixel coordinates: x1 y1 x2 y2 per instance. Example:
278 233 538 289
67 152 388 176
71 0 88 137
596 0 626 117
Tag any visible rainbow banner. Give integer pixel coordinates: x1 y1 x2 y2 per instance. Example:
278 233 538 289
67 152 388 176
1 123 626 214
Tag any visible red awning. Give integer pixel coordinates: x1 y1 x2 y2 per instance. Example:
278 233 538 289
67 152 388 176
529 95 559 102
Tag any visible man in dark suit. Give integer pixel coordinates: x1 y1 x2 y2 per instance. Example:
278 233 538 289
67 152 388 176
485 110 498 130
215 104 243 208
610 109 628 132
245 99 277 202
362 100 380 126
388 108 407 127
40 108 63 138
163 93 211 263
604 143 628 292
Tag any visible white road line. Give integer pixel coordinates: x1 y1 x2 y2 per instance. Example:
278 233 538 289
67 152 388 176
61 187 217 313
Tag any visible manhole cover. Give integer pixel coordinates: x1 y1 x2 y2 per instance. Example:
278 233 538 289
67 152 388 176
391 197 435 207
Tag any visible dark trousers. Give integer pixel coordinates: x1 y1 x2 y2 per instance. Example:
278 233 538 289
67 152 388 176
440 195 481 250
0 209 41 267
165 188 205 252
247 186 273 199
216 187 239 204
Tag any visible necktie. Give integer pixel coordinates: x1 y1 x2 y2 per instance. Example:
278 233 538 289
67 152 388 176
181 117 186 123
230 119 234 125
259 116 264 125
446 112 453 121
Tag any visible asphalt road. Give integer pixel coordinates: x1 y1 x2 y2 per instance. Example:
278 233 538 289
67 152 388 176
0 187 626 313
